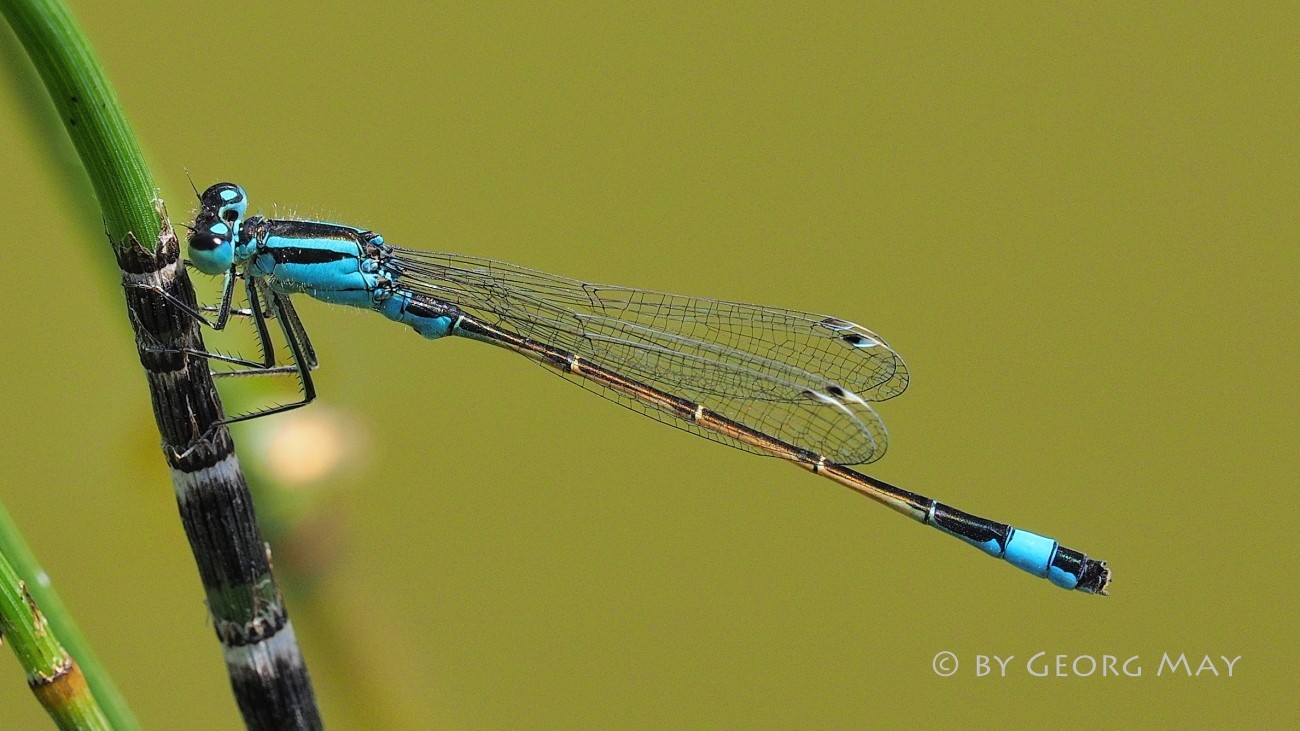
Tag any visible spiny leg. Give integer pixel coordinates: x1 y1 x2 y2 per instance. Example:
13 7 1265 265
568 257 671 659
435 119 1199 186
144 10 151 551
150 263 241 330
155 272 318 426
148 267 290 372
273 289 320 370
214 287 317 427
202 277 309 379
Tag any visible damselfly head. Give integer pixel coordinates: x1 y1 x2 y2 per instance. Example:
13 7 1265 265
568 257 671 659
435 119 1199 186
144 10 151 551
197 182 247 220
186 182 247 275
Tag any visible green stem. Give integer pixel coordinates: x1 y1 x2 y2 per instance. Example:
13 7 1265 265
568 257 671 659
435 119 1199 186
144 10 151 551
0 502 139 730
0 1 157 727
0 510 113 730
1 0 161 250
2 1 322 727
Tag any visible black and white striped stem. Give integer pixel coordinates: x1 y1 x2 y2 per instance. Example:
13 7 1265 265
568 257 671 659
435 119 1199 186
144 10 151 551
117 219 322 730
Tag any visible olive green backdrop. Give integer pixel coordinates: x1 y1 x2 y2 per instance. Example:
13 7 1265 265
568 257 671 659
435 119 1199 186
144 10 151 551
1 2 1294 729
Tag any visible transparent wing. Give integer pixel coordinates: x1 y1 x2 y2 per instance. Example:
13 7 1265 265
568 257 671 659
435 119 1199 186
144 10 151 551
389 249 909 465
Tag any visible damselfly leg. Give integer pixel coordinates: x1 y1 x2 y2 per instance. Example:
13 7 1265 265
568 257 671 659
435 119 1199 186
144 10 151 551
144 264 320 425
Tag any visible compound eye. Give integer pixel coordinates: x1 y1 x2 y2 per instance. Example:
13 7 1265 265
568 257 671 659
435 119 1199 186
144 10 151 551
187 228 225 252
198 182 248 223
201 182 241 202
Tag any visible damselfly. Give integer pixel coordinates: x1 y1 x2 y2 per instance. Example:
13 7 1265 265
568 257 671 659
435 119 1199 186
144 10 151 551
172 182 1109 594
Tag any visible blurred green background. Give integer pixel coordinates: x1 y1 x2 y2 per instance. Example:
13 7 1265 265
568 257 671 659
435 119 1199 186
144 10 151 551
1 2 1295 728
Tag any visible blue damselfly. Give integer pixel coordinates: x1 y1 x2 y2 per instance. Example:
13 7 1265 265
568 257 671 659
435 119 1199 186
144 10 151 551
170 182 1110 594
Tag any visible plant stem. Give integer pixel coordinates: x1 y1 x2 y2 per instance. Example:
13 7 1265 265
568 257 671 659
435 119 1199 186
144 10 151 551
0 0 323 727
0 518 113 730
0 501 137 730
0 0 157 249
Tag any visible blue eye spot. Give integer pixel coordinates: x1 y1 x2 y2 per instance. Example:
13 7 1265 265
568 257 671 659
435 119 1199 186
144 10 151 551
219 188 240 202
210 221 229 236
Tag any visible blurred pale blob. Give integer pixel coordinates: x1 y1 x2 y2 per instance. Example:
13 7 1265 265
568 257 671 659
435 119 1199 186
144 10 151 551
246 406 367 489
